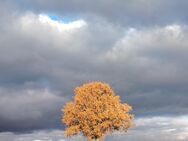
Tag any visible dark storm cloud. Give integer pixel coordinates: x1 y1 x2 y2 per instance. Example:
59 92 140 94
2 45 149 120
0 0 188 134
0 87 66 132
5 0 188 26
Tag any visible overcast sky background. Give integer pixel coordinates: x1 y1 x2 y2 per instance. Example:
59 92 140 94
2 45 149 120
0 0 188 141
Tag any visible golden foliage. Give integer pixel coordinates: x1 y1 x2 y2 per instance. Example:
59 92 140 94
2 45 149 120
62 82 134 141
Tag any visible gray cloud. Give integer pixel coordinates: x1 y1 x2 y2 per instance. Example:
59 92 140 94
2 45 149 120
0 1 188 133
0 87 66 132
4 0 188 26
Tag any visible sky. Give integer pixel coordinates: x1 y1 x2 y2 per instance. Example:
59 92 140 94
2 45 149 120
0 0 188 140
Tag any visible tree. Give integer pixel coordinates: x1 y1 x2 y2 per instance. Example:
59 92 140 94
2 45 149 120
62 82 134 141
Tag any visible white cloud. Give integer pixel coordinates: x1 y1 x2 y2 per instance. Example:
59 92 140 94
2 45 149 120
38 14 87 31
105 24 187 61
20 13 87 32
102 24 188 87
1 116 188 141
14 12 89 53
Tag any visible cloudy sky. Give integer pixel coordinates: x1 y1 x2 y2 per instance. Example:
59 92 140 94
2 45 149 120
0 0 188 140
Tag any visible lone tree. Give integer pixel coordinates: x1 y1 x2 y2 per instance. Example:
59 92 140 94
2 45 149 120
62 82 134 141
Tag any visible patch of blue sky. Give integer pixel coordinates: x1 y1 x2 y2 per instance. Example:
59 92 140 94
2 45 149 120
48 14 81 24
49 15 59 21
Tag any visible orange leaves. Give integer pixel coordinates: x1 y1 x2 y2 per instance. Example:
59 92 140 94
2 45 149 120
65 125 81 137
62 82 134 141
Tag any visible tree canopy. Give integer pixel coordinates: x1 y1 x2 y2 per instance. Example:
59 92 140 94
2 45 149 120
62 82 134 141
